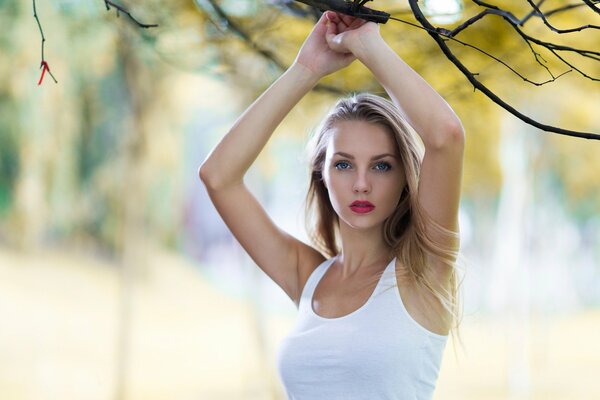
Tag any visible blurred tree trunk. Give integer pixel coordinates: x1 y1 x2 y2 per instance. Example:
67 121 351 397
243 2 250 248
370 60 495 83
9 2 50 250
114 31 160 400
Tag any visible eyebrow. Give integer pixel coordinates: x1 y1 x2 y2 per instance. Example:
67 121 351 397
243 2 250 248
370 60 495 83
333 152 399 160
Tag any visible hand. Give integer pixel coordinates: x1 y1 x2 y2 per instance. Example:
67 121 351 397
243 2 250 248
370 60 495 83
324 12 381 58
293 12 358 78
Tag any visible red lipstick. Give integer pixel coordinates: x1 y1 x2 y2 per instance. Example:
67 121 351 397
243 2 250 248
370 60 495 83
350 201 375 214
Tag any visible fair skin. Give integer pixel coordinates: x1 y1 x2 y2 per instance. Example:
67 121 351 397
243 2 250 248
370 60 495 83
322 120 405 278
199 12 464 335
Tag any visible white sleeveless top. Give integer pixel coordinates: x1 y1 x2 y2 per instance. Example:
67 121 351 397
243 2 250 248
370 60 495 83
276 257 448 400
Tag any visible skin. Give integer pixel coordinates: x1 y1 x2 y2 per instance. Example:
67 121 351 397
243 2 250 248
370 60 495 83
200 11 464 334
322 120 406 278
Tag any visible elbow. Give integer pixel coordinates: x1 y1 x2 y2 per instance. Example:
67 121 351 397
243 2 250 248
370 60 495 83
198 163 217 189
198 163 241 191
426 119 465 151
446 119 465 146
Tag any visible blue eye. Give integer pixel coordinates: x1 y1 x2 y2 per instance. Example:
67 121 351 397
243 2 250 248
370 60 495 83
374 162 392 171
334 161 351 170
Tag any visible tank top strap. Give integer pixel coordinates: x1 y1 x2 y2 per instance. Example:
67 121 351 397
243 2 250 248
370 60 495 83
372 256 400 298
298 258 335 313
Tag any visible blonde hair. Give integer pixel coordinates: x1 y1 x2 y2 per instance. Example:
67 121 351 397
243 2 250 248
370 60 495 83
304 93 464 346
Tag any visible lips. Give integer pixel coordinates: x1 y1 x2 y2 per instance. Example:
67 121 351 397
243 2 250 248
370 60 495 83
350 201 375 214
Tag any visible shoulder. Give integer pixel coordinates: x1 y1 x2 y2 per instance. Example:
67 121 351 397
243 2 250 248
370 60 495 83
293 244 328 307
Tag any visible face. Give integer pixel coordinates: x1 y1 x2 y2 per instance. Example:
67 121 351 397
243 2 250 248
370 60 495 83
322 120 406 232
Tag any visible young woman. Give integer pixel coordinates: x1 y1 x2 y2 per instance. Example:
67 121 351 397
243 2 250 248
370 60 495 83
200 10 465 399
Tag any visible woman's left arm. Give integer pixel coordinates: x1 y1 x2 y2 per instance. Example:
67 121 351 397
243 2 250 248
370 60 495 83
326 14 465 239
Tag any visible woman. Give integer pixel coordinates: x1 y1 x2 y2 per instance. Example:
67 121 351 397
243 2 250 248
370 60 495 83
200 10 465 399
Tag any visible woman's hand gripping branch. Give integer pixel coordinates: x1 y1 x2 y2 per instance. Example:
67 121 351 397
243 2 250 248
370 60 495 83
322 12 380 61
294 11 370 78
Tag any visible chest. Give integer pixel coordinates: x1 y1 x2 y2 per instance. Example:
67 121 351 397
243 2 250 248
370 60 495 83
311 271 379 318
311 263 450 336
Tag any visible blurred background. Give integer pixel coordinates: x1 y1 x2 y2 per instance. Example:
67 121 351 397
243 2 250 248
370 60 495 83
1 0 599 399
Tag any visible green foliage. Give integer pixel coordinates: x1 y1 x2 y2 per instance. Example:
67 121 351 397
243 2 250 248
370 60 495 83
0 0 18 14
0 92 19 215
75 73 127 185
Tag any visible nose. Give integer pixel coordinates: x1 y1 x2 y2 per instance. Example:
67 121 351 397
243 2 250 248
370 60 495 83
353 170 371 193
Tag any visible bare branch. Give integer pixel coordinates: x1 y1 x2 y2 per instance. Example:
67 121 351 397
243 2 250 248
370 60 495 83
200 0 346 94
33 0 58 85
525 0 600 33
446 2 600 81
381 15 569 86
545 3 591 18
582 0 600 15
407 0 599 140
103 0 159 28
293 0 390 23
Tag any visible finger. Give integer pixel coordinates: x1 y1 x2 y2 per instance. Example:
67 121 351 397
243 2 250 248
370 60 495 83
313 12 329 34
325 29 344 52
349 18 367 29
339 13 355 27
326 18 338 36
327 12 341 23
335 13 348 29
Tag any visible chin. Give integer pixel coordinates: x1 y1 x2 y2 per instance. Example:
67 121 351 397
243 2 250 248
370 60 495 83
341 216 384 231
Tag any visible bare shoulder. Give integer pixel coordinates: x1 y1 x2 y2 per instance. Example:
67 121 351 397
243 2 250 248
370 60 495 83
293 242 327 308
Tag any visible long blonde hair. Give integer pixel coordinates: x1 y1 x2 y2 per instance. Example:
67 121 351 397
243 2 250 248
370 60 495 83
304 93 464 344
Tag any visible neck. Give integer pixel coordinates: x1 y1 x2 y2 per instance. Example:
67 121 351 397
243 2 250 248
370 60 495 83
336 222 394 278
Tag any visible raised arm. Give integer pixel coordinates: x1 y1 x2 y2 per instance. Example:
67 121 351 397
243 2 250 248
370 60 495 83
198 13 358 305
325 14 465 256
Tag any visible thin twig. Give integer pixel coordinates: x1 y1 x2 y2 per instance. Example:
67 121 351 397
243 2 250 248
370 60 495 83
33 0 57 84
104 0 159 28
545 3 590 18
201 0 346 94
444 2 600 81
381 15 569 87
524 0 599 33
407 0 599 140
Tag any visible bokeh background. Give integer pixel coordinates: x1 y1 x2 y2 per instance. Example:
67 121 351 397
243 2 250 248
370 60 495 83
1 0 599 399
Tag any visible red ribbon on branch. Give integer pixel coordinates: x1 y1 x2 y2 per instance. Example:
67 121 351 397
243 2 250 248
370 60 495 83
38 61 50 86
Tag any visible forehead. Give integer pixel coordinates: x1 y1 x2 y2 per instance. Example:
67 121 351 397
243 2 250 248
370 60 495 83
326 120 398 156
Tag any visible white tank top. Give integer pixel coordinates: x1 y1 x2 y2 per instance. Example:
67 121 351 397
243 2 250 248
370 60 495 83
276 257 448 400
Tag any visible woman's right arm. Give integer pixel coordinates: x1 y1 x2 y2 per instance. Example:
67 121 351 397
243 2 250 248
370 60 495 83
198 66 319 305
198 12 357 305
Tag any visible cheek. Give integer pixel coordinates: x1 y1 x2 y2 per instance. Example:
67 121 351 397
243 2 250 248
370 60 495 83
323 175 349 210
379 176 405 206
324 176 341 201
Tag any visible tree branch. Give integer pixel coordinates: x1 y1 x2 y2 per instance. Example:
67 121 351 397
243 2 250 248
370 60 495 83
407 0 599 140
446 2 600 81
200 0 346 94
582 0 600 15
381 15 566 87
524 0 600 33
33 0 58 85
103 0 159 28
545 3 591 18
